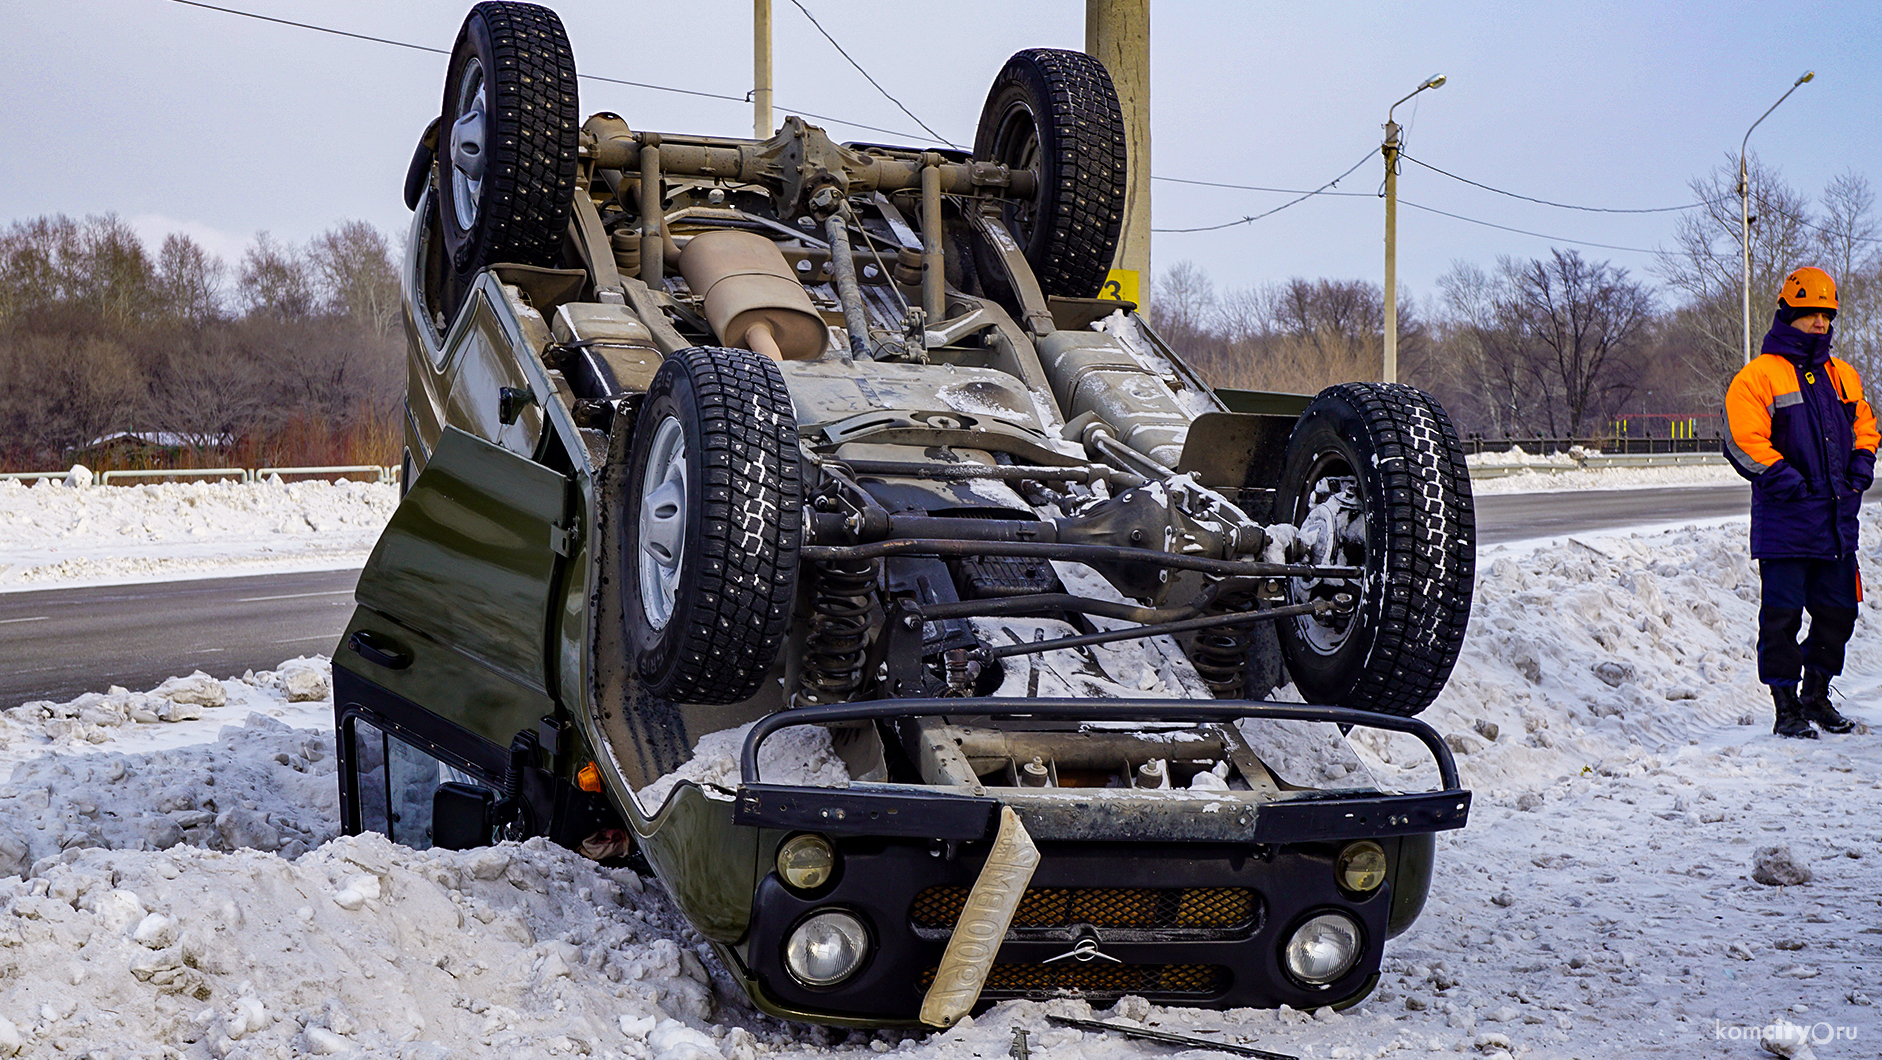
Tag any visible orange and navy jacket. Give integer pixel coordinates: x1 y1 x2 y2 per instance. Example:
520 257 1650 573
1725 320 1878 559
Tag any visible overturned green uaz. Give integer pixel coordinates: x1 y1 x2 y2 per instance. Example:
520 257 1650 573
335 1 1477 1027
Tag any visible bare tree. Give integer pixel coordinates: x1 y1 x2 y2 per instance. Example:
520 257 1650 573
154 233 226 325
1656 153 1813 384
1146 260 1217 344
1813 172 1882 383
0 214 158 329
1505 250 1654 438
239 232 317 320
308 221 400 336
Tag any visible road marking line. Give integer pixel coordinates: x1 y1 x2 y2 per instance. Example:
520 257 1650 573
237 590 355 602
0 616 50 625
278 633 341 643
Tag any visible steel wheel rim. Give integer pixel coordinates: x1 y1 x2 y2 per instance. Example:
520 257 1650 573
638 415 688 630
991 104 1041 241
449 57 488 232
1290 457 1366 655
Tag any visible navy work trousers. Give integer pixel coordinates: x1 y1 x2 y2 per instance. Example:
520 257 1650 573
1758 555 1861 686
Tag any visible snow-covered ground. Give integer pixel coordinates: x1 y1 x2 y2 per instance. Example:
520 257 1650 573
0 477 396 592
1 475 1877 1058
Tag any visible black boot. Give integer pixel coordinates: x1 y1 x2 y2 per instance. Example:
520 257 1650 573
1772 685 1820 739
1798 670 1857 734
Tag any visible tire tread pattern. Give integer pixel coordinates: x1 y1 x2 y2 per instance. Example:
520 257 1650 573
1288 383 1475 717
444 2 579 275
645 347 803 705
978 49 1127 299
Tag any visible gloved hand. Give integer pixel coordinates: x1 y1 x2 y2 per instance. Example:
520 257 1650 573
1758 461 1808 501
1849 448 1877 495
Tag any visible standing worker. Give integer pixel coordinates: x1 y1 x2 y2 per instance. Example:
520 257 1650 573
1725 266 1876 738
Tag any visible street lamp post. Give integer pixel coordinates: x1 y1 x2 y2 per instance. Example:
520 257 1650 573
1740 71 1814 365
1383 74 1446 384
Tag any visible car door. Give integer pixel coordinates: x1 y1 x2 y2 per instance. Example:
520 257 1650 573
334 424 571 839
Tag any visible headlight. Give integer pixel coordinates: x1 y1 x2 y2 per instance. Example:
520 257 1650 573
1336 840 1387 894
1283 912 1363 986
776 834 836 891
784 910 870 986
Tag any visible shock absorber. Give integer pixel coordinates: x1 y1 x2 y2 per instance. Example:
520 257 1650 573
795 556 880 706
1190 589 1258 698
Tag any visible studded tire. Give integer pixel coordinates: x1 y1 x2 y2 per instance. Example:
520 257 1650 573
1274 383 1475 717
623 346 803 705
437 2 579 290
973 48 1127 299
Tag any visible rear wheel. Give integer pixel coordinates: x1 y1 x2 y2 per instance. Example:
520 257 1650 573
623 346 804 705
436 2 579 293
973 49 1127 299
1275 383 1474 716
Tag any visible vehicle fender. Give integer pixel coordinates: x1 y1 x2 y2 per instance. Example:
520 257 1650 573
1386 831 1436 938
632 784 762 943
1173 411 1296 523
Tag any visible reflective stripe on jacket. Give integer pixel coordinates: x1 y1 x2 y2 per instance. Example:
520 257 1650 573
1725 340 1878 559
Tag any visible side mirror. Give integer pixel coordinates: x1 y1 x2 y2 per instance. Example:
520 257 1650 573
432 781 496 850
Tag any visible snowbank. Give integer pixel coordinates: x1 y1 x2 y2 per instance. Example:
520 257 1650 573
1465 446 1743 495
0 477 396 592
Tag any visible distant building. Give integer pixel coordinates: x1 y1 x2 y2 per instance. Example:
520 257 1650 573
73 431 234 463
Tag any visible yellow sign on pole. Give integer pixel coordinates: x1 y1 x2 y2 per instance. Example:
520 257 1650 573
1101 269 1140 306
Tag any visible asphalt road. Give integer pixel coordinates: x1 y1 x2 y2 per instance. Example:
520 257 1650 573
0 482 1785 708
1 569 358 707
1474 481 1751 545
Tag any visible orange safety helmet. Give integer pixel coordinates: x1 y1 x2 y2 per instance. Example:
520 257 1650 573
1778 266 1838 319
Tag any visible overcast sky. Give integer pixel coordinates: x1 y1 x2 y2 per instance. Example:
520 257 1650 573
4 0 1879 309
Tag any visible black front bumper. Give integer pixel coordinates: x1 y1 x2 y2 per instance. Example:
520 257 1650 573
737 836 1400 1021
725 696 1467 1023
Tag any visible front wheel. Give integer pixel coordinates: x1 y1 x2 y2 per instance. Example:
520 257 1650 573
1275 383 1475 716
623 346 803 705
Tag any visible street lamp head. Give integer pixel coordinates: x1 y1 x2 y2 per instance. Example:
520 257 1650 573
1424 73 1447 90
1795 71 1815 86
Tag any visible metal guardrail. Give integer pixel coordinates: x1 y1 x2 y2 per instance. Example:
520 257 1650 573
0 471 75 484
255 464 394 484
5 466 396 487
100 467 249 485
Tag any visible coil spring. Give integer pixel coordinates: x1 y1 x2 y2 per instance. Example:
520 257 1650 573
1191 593 1258 698
795 556 880 706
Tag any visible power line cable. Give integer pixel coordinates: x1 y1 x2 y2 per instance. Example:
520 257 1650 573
163 0 944 143
783 0 960 148
1151 174 1371 197
1397 199 1661 254
1153 149 1375 233
1399 153 1705 214
167 0 748 103
1757 204 1882 245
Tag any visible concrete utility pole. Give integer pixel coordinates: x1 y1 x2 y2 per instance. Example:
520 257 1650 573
1086 0 1150 309
1381 73 1445 385
753 0 774 140
1739 71 1814 365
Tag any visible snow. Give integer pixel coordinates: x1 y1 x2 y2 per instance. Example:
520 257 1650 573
1467 448 1744 495
4 475 1881 1056
1091 311 1222 420
0 477 396 592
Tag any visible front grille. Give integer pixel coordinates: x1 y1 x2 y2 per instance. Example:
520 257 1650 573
919 962 1229 1000
910 886 1257 932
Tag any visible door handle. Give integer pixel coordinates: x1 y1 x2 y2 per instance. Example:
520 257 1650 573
347 629 412 670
